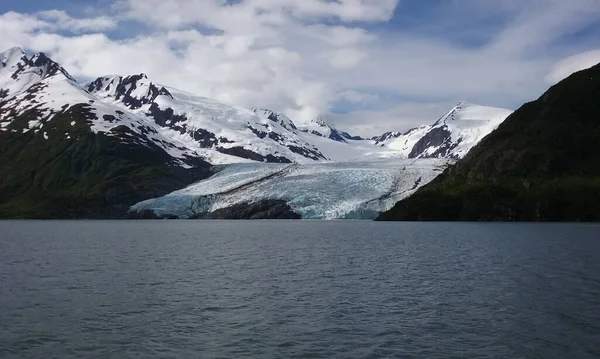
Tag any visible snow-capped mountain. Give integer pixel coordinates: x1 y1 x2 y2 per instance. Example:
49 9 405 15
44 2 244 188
0 48 213 168
375 102 513 159
0 47 331 166
0 47 216 218
297 116 364 142
252 108 298 132
372 131 402 145
0 47 76 100
85 75 326 163
0 46 514 219
0 47 512 166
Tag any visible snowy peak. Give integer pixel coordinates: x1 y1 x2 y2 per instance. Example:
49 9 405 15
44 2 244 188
0 48 77 102
434 101 485 125
86 74 173 110
372 131 402 145
252 108 297 131
378 102 512 159
434 101 465 125
298 115 364 142
312 116 329 128
29 52 76 81
0 52 203 169
87 73 328 163
1 47 26 68
432 101 510 127
0 46 511 166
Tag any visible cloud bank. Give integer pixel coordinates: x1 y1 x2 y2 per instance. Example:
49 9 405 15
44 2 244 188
1 0 599 135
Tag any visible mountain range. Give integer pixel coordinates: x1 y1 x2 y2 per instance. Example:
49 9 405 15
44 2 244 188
0 47 516 218
378 62 600 221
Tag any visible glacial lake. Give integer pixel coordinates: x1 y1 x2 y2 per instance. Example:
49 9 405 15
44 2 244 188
0 221 599 358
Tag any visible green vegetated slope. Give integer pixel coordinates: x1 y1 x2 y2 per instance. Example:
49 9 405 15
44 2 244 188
378 63 600 222
0 105 211 219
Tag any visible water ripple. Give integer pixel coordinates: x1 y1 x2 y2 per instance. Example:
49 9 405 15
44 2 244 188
0 221 599 358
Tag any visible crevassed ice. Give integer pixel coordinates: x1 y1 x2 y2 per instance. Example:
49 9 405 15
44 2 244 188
131 159 447 219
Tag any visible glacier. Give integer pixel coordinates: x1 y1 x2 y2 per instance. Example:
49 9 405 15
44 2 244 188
131 159 447 219
127 102 513 220
1 47 515 220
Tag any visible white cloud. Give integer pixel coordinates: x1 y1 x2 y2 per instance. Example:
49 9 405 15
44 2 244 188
115 0 399 29
546 50 600 85
0 11 48 33
0 10 116 37
335 90 380 104
1 0 600 135
306 25 375 47
262 0 399 22
323 48 368 69
36 10 117 32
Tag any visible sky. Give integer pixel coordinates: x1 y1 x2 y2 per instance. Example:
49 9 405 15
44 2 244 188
1 0 600 136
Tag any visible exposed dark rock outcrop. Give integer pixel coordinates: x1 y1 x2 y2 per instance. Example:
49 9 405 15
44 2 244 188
86 74 173 110
194 200 301 220
300 116 364 143
408 126 460 159
217 146 292 163
254 108 298 131
372 131 402 145
6 52 76 83
339 130 365 141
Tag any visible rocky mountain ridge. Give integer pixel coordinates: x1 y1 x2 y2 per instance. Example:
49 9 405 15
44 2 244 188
0 46 514 218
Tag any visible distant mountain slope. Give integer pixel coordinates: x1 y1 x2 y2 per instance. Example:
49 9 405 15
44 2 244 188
375 102 512 159
86 75 327 163
0 48 219 167
0 47 330 166
0 47 75 99
371 131 402 145
297 116 365 142
1 46 512 165
378 63 600 222
0 47 212 218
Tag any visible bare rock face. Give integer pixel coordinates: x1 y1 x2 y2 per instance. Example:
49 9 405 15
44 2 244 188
194 200 301 220
408 126 458 159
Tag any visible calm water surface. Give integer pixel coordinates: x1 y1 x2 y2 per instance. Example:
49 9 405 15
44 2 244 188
0 221 599 358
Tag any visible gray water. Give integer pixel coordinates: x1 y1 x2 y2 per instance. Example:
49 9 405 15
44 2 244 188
0 221 599 358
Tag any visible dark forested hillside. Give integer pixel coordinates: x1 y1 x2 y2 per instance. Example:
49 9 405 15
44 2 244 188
0 105 211 218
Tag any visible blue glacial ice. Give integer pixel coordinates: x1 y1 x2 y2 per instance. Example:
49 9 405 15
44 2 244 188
131 159 448 219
